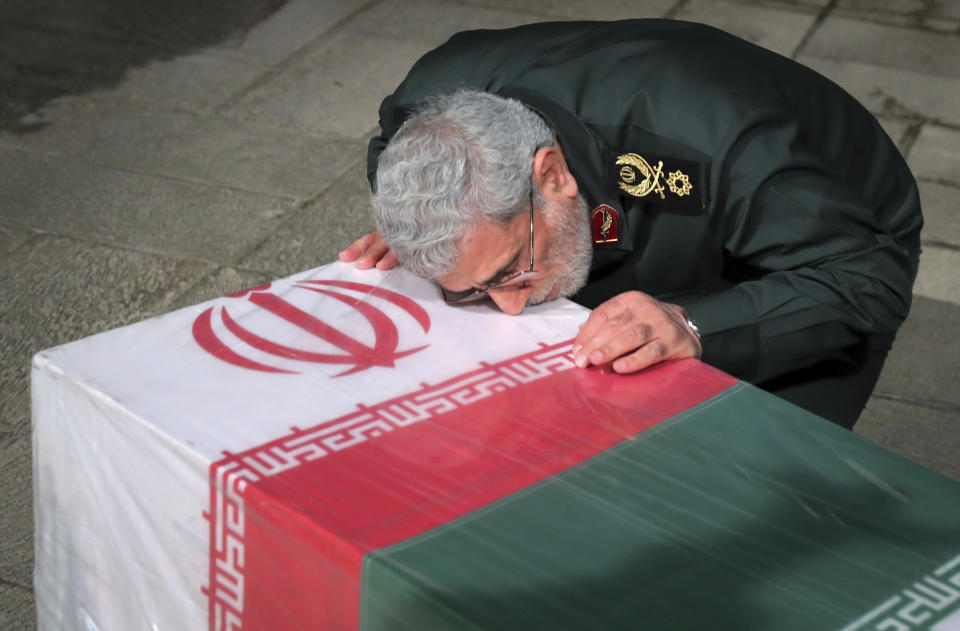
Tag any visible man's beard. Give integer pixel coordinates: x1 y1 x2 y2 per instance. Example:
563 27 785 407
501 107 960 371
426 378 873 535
528 194 592 305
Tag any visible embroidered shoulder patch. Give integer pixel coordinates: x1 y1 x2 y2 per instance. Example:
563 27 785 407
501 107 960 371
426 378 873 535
607 149 705 213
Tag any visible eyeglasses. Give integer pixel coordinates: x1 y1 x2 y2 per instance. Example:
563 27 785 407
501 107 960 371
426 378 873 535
441 189 539 304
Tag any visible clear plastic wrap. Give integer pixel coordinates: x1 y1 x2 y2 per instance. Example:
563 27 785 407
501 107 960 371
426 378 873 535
32 263 960 630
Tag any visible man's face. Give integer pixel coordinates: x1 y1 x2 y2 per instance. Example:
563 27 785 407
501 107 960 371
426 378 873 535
437 194 592 315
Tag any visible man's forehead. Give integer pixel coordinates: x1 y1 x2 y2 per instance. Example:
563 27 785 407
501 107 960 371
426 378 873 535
437 218 520 289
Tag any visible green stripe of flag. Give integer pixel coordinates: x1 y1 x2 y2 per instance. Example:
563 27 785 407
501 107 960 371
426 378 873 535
361 384 960 630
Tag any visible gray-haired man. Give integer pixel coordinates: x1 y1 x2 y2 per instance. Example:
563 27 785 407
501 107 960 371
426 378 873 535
340 20 922 429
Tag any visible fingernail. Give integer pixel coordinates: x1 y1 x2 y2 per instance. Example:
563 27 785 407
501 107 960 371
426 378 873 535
589 350 605 365
574 353 586 368
571 344 581 356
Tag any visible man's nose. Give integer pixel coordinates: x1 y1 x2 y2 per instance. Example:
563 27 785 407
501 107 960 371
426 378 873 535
488 285 531 315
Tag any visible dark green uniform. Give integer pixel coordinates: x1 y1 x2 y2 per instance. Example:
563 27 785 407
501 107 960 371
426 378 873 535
367 20 922 428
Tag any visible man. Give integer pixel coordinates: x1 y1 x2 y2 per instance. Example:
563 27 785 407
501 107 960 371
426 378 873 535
340 19 922 429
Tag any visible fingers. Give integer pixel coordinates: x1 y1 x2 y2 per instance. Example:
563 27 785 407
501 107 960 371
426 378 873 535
572 291 701 373
338 232 377 262
573 292 628 354
572 292 643 366
375 250 399 270
338 231 397 269
575 303 650 367
610 339 671 373
353 238 390 270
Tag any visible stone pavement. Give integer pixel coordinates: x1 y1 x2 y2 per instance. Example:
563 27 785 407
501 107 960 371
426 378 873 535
1 0 958 627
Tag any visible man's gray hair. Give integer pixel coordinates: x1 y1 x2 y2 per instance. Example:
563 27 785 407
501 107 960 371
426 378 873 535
371 89 555 279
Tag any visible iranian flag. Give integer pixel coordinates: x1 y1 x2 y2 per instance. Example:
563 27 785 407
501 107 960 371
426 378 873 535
32 264 960 631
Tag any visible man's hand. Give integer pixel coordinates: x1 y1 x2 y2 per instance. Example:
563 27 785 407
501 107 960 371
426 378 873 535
572 291 702 373
338 231 399 270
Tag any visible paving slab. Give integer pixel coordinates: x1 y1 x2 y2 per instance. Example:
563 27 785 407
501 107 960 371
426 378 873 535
0 96 187 158
57 51 271 116
832 8 958 31
0 23 164 132
0 580 35 631
222 26 435 139
918 180 960 247
909 123 960 184
798 56 960 126
801 16 960 77
0 23 164 95
216 0 373 64
856 396 960 482
2 0 284 51
706 0 832 8
0 224 36 258
450 0 675 19
685 0 832 7
912 246 960 305
673 0 817 57
0 99 364 201
0 146 298 264
923 16 960 31
224 0 555 139
931 0 960 20
0 80 65 134
836 0 960 27
347 0 541 49
0 430 34 590
836 0 925 11
740 0 832 7
241 157 376 277
873 295 960 408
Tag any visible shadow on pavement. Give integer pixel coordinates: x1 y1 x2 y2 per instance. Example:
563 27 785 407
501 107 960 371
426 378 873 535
0 0 286 132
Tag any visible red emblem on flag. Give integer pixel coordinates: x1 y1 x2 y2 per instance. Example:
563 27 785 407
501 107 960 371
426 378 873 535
192 280 430 376
590 204 621 245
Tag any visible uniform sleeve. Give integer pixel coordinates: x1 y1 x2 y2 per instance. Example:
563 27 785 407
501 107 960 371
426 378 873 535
677 112 921 384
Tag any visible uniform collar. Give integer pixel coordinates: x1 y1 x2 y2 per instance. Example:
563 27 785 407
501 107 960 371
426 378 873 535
496 86 635 253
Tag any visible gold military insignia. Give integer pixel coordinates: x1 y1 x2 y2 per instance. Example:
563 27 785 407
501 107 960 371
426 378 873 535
599 207 613 236
616 153 693 200
666 170 692 197
615 153 665 199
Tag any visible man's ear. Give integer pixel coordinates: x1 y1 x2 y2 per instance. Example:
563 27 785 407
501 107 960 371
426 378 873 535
532 144 579 201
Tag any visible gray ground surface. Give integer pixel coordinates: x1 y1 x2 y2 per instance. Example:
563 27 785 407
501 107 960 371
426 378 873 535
1 0 958 628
